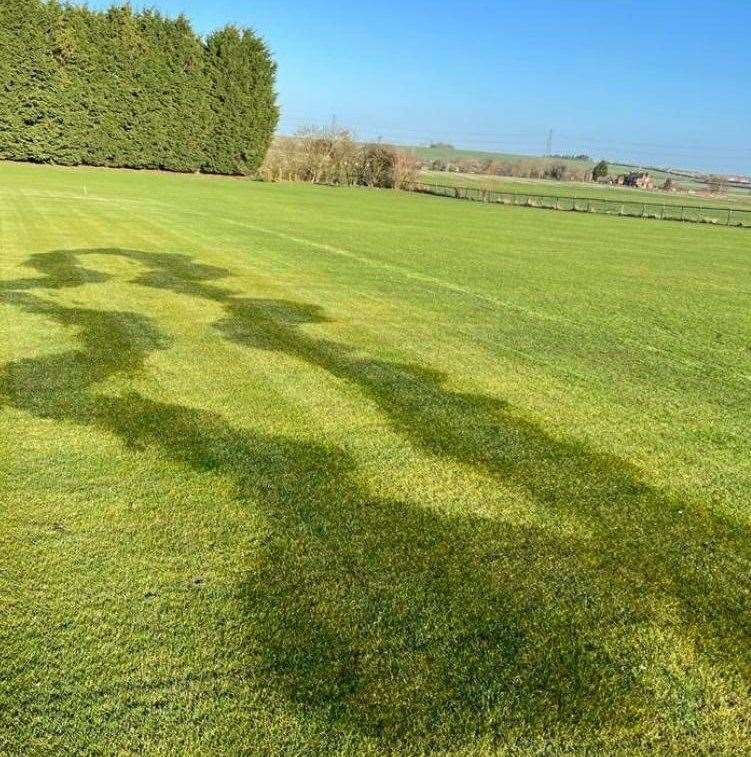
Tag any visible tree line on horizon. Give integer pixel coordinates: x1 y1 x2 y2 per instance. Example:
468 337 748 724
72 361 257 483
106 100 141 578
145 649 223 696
0 0 278 175
423 155 595 182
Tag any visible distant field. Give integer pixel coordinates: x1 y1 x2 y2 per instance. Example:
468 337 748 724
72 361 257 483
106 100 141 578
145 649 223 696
407 145 743 194
409 144 593 169
1 162 750 753
419 169 751 210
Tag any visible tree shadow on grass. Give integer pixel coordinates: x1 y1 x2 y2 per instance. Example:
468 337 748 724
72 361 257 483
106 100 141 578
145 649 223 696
1 248 749 749
0 249 112 291
212 286 751 746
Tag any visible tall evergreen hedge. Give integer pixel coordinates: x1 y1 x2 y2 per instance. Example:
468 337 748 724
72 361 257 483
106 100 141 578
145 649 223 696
0 0 278 174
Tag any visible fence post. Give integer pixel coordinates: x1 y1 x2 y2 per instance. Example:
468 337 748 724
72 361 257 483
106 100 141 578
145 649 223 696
407 184 743 229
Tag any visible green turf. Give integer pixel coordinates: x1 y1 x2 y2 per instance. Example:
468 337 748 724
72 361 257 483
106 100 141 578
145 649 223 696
1 161 749 753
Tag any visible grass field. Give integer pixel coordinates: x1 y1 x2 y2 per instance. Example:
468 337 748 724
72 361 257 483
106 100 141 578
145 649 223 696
1 161 750 753
419 170 751 210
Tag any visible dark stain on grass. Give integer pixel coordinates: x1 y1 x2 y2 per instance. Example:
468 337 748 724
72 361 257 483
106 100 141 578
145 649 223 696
1 248 749 748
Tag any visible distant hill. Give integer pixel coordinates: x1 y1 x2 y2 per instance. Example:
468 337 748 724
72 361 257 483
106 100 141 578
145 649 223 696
406 144 592 169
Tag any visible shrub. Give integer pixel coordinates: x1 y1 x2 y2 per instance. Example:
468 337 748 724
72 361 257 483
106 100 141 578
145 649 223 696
592 160 609 181
544 162 569 180
260 128 360 185
358 144 395 187
389 149 420 189
260 132 418 189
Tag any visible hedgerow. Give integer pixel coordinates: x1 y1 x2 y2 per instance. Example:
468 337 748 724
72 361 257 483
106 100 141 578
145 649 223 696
260 128 419 189
0 0 278 174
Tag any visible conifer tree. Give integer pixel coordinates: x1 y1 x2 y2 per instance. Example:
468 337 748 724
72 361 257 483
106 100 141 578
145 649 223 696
0 1 277 174
203 26 279 175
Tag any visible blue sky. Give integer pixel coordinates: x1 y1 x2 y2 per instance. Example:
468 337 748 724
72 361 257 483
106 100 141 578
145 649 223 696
90 0 751 174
